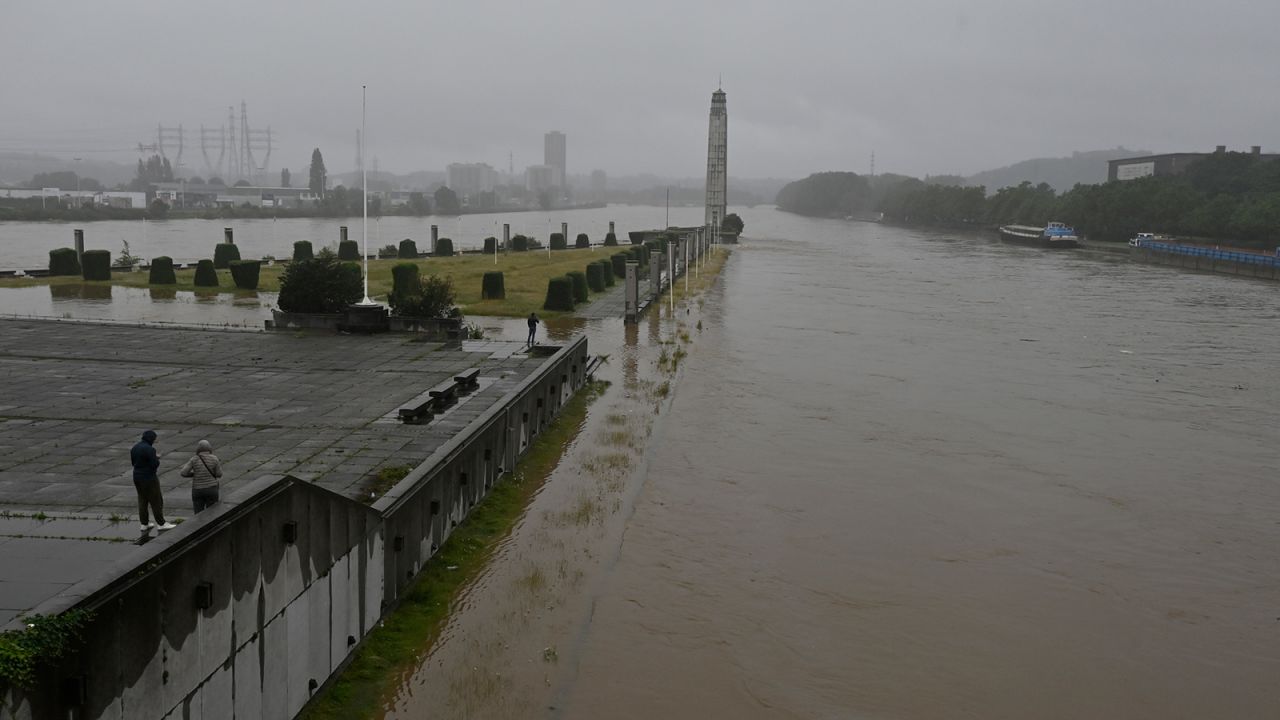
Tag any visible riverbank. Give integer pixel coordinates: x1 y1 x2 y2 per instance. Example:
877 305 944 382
0 202 607 224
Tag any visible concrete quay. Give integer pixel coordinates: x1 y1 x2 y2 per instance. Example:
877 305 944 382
0 317 590 720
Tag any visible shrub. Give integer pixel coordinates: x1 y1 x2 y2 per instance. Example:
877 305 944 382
511 234 529 252
338 240 360 261
148 256 176 285
481 271 505 299
606 232 621 247
193 259 219 287
81 250 111 281
575 233 590 249
229 260 261 290
567 270 588 303
611 253 628 279
597 259 615 287
549 232 567 251
378 244 398 259
435 237 455 257
48 248 81 276
627 231 644 245
585 263 605 292
543 276 575 311
393 274 457 318
722 212 745 235
292 241 313 262
213 242 241 269
277 252 362 313
390 263 420 308
483 236 498 254
398 238 418 259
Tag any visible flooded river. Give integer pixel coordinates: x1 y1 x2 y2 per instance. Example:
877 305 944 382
389 207 1280 719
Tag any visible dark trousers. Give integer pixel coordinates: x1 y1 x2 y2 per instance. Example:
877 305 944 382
192 486 220 513
134 476 165 525
527 327 536 345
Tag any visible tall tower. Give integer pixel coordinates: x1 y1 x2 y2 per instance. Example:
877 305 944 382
544 131 566 188
704 87 728 228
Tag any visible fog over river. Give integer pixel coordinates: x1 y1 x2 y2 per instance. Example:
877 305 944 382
392 207 1280 719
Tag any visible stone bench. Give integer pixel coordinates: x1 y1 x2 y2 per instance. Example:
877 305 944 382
428 379 459 412
453 367 480 393
397 395 435 425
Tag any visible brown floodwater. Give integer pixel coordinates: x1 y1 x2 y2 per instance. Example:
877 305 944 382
387 208 1280 719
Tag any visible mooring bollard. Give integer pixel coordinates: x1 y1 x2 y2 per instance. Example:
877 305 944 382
431 224 439 252
74 229 84 263
625 261 640 323
649 250 661 300
340 226 348 243
224 227 234 244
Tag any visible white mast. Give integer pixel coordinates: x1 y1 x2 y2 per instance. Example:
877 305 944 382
359 84 373 305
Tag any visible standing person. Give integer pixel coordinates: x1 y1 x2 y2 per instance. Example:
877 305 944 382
179 440 223 513
527 312 539 346
130 430 175 531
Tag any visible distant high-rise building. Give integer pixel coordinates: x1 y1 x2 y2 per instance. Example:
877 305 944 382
590 169 607 203
544 131 566 187
525 164 558 194
704 88 727 228
446 162 498 199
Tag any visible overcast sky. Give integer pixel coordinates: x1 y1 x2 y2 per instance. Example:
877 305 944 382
3 0 1278 180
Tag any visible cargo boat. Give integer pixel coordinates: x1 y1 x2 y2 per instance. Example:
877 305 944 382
998 222 1080 248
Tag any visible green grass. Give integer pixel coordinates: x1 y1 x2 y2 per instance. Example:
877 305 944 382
0 248 619 318
298 379 606 720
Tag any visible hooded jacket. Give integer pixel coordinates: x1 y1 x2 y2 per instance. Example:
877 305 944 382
179 441 223 490
130 430 160 481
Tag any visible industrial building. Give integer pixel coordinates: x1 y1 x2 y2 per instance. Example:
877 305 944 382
1108 145 1280 182
544 131 566 188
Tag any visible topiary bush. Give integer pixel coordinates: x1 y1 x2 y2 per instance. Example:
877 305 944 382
483 236 498 254
575 233 590 249
293 240 313 262
549 232 567 251
435 237 455 256
338 240 360 261
193 259 219 287
148 256 176 285
278 251 362 313
567 270 588 304
392 274 457 318
390 263 420 308
585 263 605 292
511 234 529 252
398 238 418 259
543 276 575 311
481 271 505 299
213 243 241 269
229 260 261 290
81 250 111 281
48 248 81 276
611 253 628 280
598 259 615 287
606 232 620 247
627 231 643 245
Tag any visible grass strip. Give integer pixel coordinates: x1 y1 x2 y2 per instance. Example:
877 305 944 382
299 379 606 720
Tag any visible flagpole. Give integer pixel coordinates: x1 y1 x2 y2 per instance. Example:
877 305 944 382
360 84 373 305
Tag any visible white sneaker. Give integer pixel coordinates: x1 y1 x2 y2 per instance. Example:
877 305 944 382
156 522 177 531
139 523 152 532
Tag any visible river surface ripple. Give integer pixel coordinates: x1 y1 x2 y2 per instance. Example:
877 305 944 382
398 207 1280 719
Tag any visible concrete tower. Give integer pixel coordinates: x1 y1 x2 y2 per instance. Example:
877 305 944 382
544 131 566 187
704 88 728 228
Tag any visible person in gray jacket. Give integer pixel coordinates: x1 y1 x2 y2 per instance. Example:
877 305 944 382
179 440 223 513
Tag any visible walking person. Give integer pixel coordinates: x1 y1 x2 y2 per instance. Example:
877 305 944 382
527 312 539 346
179 440 223 513
130 430 175 532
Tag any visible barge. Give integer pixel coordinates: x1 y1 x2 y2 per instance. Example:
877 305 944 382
998 221 1080 248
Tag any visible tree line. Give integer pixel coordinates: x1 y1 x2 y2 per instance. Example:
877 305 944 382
776 153 1280 248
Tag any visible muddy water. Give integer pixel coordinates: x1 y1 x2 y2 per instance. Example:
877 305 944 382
389 209 1280 719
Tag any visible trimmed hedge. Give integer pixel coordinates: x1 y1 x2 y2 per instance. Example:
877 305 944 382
435 237 455 256
585 262 605 292
148 256 176 285
338 240 360 261
575 233 590 249
511 234 529 252
605 232 620 247
543 276 575 311
549 232 567 251
611 253 628 279
627 231 644 245
390 262 420 307
483 236 498 254
398 239 418 259
81 250 111 281
213 243 241 269
481 271 505 299
48 248 81 276
597 259 615 287
193 259 218 287
229 260 261 290
293 241 314 262
567 270 588 303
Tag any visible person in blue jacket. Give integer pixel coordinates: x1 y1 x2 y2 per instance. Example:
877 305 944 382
131 430 175 532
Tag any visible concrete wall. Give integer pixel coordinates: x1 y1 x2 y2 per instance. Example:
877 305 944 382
1 336 589 720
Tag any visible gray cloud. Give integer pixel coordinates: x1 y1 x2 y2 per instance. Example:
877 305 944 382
2 0 1277 180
